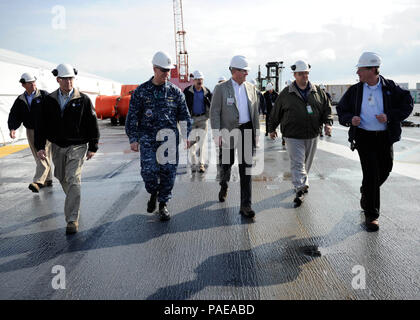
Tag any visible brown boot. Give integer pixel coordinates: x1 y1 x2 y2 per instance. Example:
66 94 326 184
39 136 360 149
66 221 79 234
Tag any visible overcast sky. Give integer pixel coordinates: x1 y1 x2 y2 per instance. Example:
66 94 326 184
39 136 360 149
1 0 419 89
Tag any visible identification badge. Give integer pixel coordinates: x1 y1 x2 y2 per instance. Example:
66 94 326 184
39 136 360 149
227 97 234 105
306 105 313 114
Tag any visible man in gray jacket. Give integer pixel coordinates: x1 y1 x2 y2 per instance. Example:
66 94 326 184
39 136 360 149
210 55 260 219
268 60 332 207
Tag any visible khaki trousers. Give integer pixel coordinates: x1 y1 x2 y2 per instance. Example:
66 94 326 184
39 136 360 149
189 116 208 166
51 143 87 223
284 137 318 192
26 128 52 184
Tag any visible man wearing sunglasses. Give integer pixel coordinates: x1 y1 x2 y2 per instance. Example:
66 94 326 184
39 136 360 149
210 55 260 219
125 51 192 221
337 52 413 231
268 60 333 208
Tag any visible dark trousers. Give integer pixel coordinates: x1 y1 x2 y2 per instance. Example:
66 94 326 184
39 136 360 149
219 121 254 207
355 128 393 219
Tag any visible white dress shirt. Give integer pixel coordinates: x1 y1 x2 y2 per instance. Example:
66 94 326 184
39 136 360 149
231 79 251 124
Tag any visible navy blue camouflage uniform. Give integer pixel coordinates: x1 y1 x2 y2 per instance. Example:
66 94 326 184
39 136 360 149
125 78 192 203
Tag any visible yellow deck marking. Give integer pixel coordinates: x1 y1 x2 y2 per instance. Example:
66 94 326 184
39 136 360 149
0 145 29 158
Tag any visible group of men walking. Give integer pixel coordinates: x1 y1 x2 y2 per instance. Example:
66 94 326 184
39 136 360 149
8 64 99 234
8 50 413 233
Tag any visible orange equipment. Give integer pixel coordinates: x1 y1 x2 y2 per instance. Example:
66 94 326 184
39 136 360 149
95 85 138 125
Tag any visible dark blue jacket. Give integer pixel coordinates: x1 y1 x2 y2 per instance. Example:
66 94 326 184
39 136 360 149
336 76 413 148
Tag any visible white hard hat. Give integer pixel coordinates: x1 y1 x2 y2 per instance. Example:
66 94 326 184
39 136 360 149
249 79 257 85
230 55 251 71
291 60 311 73
19 72 37 84
319 84 326 90
266 82 274 91
356 52 382 68
152 51 175 69
218 76 226 82
192 70 204 79
285 80 293 86
52 64 78 77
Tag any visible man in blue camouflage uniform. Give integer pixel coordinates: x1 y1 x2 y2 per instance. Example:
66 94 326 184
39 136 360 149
125 51 192 221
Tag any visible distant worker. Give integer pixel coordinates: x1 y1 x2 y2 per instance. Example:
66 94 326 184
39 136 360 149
8 72 52 193
125 51 192 221
263 83 278 137
217 76 226 84
35 64 100 234
183 70 212 173
336 52 413 231
319 84 332 137
210 55 260 219
268 60 333 207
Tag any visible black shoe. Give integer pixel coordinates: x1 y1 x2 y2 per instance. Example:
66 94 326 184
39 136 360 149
44 180 53 187
218 184 228 202
158 202 170 221
365 217 379 232
28 183 40 193
240 206 255 218
303 186 309 194
293 190 305 208
147 192 158 213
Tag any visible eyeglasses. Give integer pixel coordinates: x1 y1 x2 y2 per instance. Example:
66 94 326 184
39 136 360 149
157 67 170 73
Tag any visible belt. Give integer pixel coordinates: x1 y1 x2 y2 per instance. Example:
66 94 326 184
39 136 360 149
239 121 252 128
357 128 387 136
193 113 206 117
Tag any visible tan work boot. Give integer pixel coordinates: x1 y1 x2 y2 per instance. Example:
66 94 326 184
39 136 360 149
66 221 79 234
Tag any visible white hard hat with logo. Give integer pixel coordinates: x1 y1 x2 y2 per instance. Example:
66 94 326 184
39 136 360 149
52 64 78 77
218 76 226 82
356 52 382 68
230 55 251 71
266 83 274 91
152 51 175 69
291 60 311 73
192 70 204 79
19 72 37 84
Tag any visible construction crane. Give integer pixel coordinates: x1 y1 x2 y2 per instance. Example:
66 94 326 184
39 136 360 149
172 0 189 83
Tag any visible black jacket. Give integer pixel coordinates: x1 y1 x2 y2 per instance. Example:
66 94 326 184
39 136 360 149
8 89 49 130
263 90 278 116
183 85 212 118
336 76 413 147
35 88 100 152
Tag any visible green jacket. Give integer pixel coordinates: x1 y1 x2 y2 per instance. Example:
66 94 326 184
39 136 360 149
268 81 333 139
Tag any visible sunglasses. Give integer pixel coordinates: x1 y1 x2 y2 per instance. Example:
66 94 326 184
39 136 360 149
157 67 170 73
